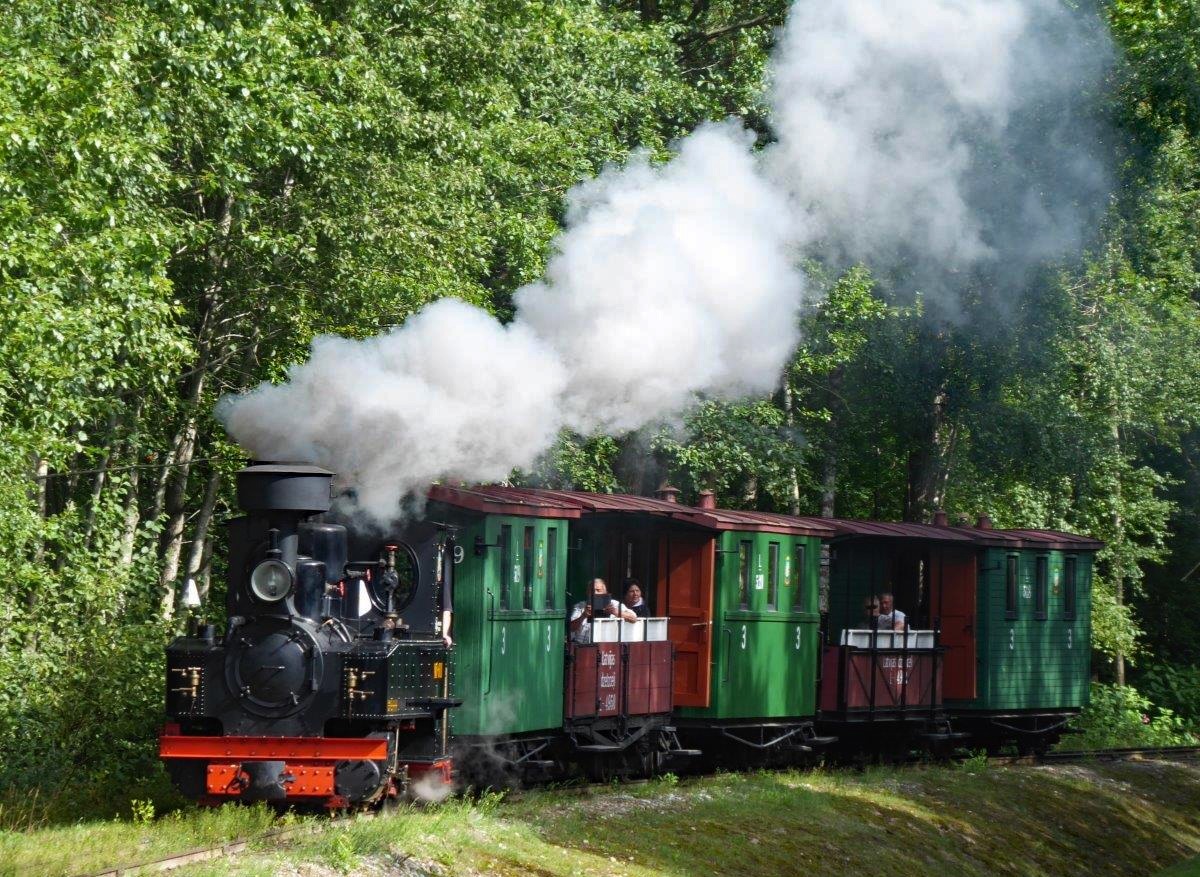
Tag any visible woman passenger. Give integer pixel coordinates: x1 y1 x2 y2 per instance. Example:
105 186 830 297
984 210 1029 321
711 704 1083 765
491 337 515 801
624 579 651 618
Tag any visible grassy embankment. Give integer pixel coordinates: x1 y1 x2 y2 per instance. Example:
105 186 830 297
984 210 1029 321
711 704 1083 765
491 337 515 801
3 759 1200 877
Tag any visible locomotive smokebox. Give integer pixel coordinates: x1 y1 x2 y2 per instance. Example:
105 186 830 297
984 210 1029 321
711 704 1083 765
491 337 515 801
237 463 334 568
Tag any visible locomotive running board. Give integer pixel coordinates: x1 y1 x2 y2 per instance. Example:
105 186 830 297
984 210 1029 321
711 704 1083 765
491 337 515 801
160 733 388 761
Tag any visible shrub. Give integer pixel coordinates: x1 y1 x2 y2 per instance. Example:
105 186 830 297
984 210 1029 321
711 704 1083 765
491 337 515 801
1065 682 1198 750
1138 663 1200 727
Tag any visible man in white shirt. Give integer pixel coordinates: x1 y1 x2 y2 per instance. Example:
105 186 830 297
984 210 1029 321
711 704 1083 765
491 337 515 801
876 592 907 631
568 577 637 644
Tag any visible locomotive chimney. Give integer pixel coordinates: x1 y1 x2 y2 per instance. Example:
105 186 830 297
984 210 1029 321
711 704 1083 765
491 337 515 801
697 490 716 510
655 482 681 503
237 463 333 567
976 513 993 530
932 509 948 527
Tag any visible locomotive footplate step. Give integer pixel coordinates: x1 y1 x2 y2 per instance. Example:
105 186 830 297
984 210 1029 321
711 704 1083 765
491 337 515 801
575 744 624 752
667 748 703 757
807 736 838 747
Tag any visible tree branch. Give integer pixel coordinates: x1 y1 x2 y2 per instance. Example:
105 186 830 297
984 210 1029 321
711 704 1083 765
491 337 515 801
678 11 784 45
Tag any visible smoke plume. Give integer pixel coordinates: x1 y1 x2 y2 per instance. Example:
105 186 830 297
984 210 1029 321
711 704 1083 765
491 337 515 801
768 0 1111 290
220 0 1112 521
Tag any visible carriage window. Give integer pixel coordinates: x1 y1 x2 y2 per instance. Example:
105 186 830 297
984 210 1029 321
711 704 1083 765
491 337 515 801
1032 556 1051 619
499 524 512 610
1035 555 1048 620
522 526 534 610
1005 554 1018 620
546 527 558 610
1064 556 1076 620
767 542 780 610
738 541 752 610
793 543 807 610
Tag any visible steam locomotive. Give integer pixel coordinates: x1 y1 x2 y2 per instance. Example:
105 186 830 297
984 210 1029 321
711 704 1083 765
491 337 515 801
160 464 457 807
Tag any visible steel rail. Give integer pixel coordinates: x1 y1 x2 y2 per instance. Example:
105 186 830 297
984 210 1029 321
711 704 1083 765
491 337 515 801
989 745 1200 767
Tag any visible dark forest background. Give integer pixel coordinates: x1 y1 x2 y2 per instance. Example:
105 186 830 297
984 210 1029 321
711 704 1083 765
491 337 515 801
2 0 1200 818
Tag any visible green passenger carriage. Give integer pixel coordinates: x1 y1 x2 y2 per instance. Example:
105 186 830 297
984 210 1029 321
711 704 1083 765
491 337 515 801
669 506 834 762
946 527 1099 752
821 514 1101 753
422 487 579 777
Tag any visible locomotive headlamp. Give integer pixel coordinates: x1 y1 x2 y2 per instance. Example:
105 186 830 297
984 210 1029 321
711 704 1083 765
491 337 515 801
249 559 293 602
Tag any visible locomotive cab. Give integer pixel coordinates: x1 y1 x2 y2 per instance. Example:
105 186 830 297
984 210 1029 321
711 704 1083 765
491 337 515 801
161 464 458 808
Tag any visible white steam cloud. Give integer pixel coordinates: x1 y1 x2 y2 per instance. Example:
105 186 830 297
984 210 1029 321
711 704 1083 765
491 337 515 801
769 0 1111 280
220 0 1112 521
518 124 802 435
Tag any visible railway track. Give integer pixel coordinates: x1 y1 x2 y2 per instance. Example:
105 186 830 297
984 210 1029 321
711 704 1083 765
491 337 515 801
987 744 1200 767
80 745 1200 877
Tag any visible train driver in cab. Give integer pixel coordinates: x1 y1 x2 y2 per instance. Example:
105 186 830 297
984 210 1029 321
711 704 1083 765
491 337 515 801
569 577 637 644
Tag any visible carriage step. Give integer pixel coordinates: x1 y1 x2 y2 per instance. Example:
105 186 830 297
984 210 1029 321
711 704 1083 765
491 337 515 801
520 759 557 770
807 735 838 748
575 744 624 752
668 748 703 757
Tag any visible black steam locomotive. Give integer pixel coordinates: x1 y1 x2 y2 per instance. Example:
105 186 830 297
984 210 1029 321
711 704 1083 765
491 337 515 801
160 464 458 808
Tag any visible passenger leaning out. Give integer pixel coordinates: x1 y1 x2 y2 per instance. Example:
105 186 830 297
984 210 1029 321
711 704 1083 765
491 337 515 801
569 577 637 644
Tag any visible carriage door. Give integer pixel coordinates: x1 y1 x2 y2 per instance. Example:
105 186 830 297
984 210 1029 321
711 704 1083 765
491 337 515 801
657 533 715 708
935 548 977 699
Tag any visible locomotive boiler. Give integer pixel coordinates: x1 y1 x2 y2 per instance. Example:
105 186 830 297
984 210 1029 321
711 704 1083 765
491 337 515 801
159 463 458 808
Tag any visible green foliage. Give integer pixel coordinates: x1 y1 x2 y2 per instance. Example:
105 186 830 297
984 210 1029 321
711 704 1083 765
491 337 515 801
534 432 622 493
652 399 809 507
1065 683 1197 750
1138 663 1200 726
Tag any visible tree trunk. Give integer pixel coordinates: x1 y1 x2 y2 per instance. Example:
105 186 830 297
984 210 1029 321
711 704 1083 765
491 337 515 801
782 383 802 515
1111 420 1126 687
741 475 758 508
82 412 120 547
197 535 215 604
180 468 222 610
904 385 952 522
27 455 48 613
158 192 235 619
118 462 141 569
158 418 199 619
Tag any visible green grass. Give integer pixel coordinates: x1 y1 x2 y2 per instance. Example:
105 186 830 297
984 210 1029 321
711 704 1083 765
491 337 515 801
1160 856 1200 877
0 802 286 877
4 761 1200 877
